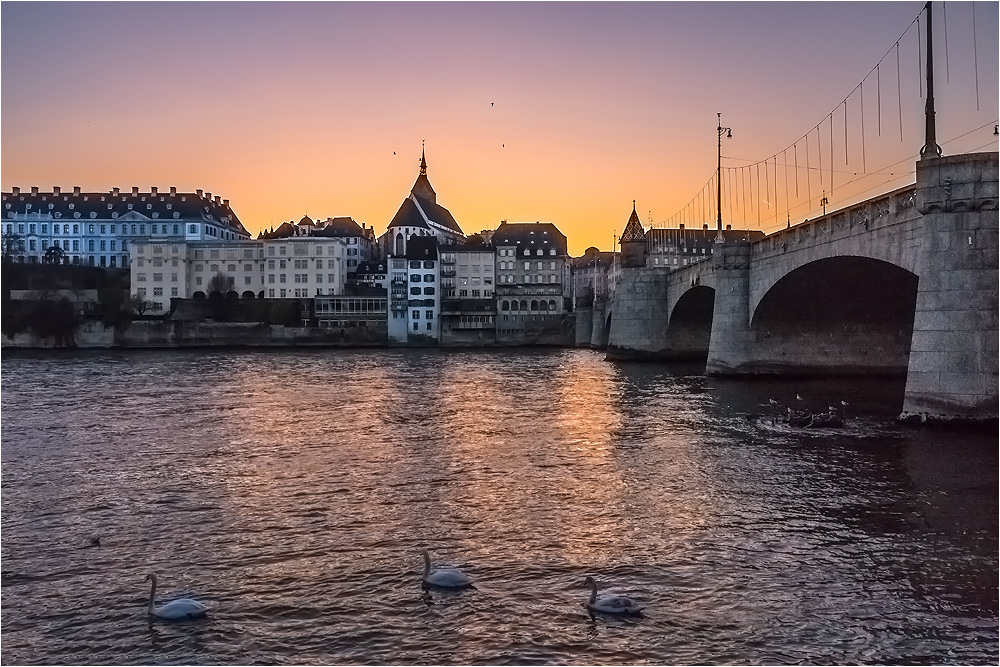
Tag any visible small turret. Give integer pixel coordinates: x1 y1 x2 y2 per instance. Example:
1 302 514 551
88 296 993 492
619 201 647 268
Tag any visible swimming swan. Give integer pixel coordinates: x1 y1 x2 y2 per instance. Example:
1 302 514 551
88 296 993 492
584 576 643 615
146 573 209 620
421 549 474 588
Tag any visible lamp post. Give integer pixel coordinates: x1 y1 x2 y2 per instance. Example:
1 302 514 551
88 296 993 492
820 191 829 216
716 112 732 242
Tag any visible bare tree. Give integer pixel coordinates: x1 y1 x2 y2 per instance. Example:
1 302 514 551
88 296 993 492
1 230 23 261
208 272 235 295
43 245 66 264
128 293 155 316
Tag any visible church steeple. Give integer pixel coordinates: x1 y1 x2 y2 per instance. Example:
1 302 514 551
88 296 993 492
410 141 437 204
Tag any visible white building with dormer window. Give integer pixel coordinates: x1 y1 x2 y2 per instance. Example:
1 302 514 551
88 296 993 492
2 186 249 268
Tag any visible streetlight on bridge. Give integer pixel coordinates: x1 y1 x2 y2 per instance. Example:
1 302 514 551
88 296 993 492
716 112 732 243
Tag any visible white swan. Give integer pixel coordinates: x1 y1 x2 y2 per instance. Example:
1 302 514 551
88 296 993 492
146 573 209 620
421 549 474 588
584 576 643 615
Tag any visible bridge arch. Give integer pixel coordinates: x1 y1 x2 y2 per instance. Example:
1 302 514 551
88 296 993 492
666 285 716 360
750 256 918 375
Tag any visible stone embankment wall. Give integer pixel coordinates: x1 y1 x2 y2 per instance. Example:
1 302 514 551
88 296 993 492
2 321 386 349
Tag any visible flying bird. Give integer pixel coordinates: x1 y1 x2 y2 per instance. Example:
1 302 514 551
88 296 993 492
393 151 396 155
491 102 494 106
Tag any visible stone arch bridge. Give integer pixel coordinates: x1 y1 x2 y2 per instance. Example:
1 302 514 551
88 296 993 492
602 152 998 424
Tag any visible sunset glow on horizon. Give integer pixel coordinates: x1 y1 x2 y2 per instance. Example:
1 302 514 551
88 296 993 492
3 1 997 256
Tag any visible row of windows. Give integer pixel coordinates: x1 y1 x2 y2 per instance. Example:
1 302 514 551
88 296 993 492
498 247 558 257
500 299 559 312
410 310 436 320
315 298 386 314
499 261 558 271
9 254 127 267
5 222 184 236
498 274 559 284
409 260 436 269
409 287 436 295
266 243 357 257
267 273 339 284
410 273 435 282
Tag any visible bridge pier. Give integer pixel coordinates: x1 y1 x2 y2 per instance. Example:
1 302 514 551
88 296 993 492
705 241 753 374
901 153 999 425
606 267 671 359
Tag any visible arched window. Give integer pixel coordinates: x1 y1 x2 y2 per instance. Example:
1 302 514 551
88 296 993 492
531 300 539 311
395 233 404 255
539 300 548 311
519 299 528 311
548 299 556 311
510 300 519 312
536 249 542 256
501 300 510 311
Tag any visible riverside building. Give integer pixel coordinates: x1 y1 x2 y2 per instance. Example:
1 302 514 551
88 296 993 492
492 221 572 342
2 186 249 267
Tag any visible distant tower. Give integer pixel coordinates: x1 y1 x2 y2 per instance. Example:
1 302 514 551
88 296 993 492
619 201 647 268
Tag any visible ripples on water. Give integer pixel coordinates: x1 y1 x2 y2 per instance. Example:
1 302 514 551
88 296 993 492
1 349 996 665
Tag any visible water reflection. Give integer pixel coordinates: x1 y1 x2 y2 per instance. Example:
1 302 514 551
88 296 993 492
1 349 995 665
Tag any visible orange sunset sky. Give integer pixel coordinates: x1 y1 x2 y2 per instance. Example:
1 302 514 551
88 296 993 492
2 1 997 256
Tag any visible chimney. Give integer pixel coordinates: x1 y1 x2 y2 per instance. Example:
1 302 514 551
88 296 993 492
151 186 158 196
73 186 81 196
726 224 732 230
222 199 229 207
31 186 39 195
170 186 176 196
113 187 120 196
679 223 684 230
132 186 139 196
12 186 19 195
214 195 221 205
53 186 61 196
702 223 708 230
205 191 212 201
196 189 203 197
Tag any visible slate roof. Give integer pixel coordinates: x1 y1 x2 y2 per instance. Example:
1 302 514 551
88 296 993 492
404 234 438 260
387 198 428 230
620 203 646 243
2 187 248 236
413 194 462 234
260 216 367 240
491 221 568 255
312 216 365 238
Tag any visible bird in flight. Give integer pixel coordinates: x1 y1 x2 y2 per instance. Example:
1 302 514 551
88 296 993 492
393 151 396 154
491 102 494 107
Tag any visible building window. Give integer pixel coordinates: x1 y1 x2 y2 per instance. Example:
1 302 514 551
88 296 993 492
153 287 163 296
423 287 435 295
410 287 421 295
412 310 420 319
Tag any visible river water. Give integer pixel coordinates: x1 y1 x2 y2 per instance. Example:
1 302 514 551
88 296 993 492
1 348 996 665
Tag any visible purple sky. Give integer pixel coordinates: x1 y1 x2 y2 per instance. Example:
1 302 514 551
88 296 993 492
3 1 997 254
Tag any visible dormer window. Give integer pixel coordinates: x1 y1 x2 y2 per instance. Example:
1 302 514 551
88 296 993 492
127 204 133 210
147 204 152 209
68 203 74 210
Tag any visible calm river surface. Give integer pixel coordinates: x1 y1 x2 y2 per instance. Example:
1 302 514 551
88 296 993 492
1 348 996 665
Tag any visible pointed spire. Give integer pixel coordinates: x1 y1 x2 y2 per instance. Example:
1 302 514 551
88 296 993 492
410 140 436 203
620 200 646 242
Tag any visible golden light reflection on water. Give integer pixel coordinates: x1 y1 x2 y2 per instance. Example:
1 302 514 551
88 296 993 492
187 350 728 585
